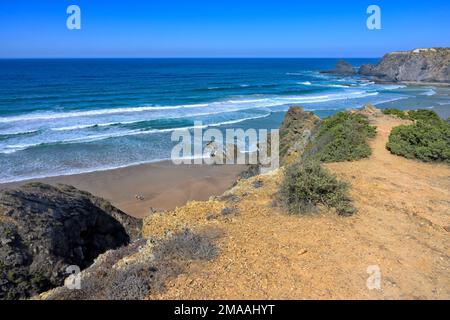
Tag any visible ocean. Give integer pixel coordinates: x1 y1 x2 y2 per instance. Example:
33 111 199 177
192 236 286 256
0 58 448 183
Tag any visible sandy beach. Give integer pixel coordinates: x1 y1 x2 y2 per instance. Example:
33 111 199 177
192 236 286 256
0 161 246 218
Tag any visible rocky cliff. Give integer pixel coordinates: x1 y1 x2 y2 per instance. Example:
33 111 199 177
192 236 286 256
359 48 450 83
0 183 141 299
279 106 321 165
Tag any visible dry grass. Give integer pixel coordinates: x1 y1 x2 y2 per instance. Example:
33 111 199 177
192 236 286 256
40 113 450 300
142 113 450 299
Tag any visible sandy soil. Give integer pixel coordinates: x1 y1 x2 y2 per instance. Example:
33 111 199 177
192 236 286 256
142 114 450 299
0 161 245 218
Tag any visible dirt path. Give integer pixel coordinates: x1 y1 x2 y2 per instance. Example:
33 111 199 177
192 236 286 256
143 114 450 299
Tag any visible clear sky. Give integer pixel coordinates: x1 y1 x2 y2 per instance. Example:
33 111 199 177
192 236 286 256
1 0 449 58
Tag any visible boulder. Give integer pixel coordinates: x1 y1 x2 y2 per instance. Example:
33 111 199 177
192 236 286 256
358 64 376 76
0 182 142 299
321 60 355 75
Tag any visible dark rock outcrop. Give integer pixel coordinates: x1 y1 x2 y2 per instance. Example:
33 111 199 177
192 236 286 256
358 64 376 76
321 60 355 75
279 106 321 165
0 183 141 299
358 48 450 83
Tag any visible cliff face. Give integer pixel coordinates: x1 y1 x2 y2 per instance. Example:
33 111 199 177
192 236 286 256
0 183 141 299
279 106 321 165
359 48 450 83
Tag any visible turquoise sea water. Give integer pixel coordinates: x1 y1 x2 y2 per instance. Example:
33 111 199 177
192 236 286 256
0 58 448 183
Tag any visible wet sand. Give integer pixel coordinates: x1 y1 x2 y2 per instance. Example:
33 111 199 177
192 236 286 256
0 161 246 218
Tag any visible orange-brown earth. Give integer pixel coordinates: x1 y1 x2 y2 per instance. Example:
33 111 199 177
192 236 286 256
142 113 450 299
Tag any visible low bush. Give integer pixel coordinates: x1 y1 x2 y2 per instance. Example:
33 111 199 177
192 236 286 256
382 108 410 119
407 109 441 123
306 112 376 162
278 160 355 216
387 119 450 163
382 108 441 123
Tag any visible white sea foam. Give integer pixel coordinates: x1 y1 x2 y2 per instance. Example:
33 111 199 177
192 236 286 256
49 120 147 132
359 81 375 86
0 90 384 154
422 89 436 96
0 129 40 137
381 85 407 90
327 84 352 88
0 90 380 125
307 83 353 88
0 157 172 184
209 112 271 126
372 96 409 105
0 112 272 154
0 104 210 123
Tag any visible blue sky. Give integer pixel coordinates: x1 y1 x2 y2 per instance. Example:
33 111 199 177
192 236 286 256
0 0 449 58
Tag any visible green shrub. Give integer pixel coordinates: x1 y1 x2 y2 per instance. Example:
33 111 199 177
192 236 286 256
407 109 441 123
306 112 376 162
278 160 355 216
382 108 409 119
382 108 441 123
387 120 450 163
